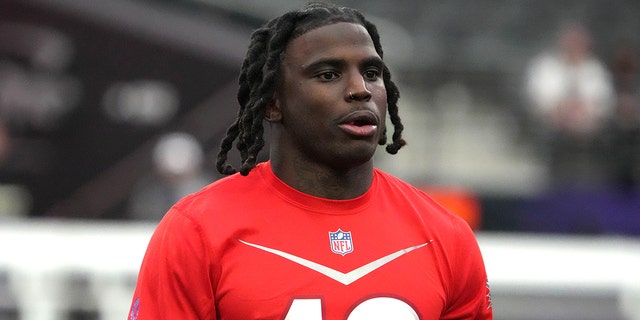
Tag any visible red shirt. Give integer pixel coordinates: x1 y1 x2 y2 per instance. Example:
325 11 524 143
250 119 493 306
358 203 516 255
129 161 492 319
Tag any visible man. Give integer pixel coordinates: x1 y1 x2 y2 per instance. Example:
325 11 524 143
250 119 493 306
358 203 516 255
525 22 614 188
129 3 492 319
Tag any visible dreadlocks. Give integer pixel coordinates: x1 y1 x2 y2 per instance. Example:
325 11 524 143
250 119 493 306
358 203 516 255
216 2 406 176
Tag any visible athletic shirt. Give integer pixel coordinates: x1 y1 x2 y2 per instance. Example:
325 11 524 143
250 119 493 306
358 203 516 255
129 161 493 320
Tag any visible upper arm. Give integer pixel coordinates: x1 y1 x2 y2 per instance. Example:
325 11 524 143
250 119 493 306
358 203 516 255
129 208 216 320
441 219 493 320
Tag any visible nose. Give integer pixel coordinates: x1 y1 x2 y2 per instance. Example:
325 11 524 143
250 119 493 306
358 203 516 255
345 73 372 102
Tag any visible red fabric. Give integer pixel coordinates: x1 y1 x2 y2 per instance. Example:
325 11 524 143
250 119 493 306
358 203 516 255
130 161 492 319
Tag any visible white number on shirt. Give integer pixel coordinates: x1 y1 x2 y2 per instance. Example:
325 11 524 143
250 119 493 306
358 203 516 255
284 297 419 319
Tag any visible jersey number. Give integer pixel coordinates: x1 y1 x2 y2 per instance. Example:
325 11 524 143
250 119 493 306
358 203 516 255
284 297 419 319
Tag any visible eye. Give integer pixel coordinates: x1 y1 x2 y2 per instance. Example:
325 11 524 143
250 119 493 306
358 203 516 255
363 69 380 81
316 71 340 81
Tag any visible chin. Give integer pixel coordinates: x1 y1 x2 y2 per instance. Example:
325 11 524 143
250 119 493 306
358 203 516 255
336 145 377 166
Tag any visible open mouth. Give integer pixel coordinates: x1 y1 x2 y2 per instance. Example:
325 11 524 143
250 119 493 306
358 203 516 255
340 111 378 126
338 111 379 137
348 118 375 126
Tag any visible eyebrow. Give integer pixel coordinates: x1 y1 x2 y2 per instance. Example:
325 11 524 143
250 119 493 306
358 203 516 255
302 56 385 72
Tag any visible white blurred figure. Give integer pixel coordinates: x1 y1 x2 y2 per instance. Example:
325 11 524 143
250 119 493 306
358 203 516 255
525 22 615 188
526 23 614 138
128 132 212 220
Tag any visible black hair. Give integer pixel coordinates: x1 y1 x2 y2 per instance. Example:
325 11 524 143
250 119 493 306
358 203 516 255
216 2 406 176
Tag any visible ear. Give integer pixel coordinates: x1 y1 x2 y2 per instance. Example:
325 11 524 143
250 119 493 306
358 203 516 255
264 94 282 122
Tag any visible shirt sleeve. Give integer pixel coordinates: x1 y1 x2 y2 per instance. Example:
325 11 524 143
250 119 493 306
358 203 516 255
441 218 493 320
128 207 216 320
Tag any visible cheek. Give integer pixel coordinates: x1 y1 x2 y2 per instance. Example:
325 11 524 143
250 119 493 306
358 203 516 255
371 86 388 138
372 86 388 114
281 91 331 126
286 85 335 115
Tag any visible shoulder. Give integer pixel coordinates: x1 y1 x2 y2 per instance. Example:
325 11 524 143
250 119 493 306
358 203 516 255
373 168 425 194
373 169 440 205
374 168 476 234
582 57 612 77
529 51 560 68
171 163 270 222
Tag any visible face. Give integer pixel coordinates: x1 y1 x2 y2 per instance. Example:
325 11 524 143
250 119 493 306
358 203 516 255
269 22 388 170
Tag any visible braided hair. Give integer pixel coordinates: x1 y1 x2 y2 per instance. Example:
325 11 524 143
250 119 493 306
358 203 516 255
216 2 406 176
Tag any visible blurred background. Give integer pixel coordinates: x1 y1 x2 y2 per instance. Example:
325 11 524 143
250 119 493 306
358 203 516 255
1 0 639 319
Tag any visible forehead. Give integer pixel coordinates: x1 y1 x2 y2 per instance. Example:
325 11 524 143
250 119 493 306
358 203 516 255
283 22 379 66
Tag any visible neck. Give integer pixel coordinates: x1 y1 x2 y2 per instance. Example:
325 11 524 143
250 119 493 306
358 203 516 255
270 156 374 200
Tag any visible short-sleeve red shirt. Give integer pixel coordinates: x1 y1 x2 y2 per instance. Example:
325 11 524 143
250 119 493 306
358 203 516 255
129 161 492 320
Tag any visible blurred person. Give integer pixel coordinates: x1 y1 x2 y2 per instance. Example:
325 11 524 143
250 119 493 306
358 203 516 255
526 22 614 137
129 2 492 319
127 131 212 221
0 122 33 218
0 122 9 166
525 22 615 188
609 45 640 189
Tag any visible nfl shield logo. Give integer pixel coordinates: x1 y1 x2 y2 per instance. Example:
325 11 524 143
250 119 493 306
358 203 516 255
329 229 353 256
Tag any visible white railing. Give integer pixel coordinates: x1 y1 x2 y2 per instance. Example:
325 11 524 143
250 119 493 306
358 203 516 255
1 220 639 320
478 233 640 320
0 220 153 320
